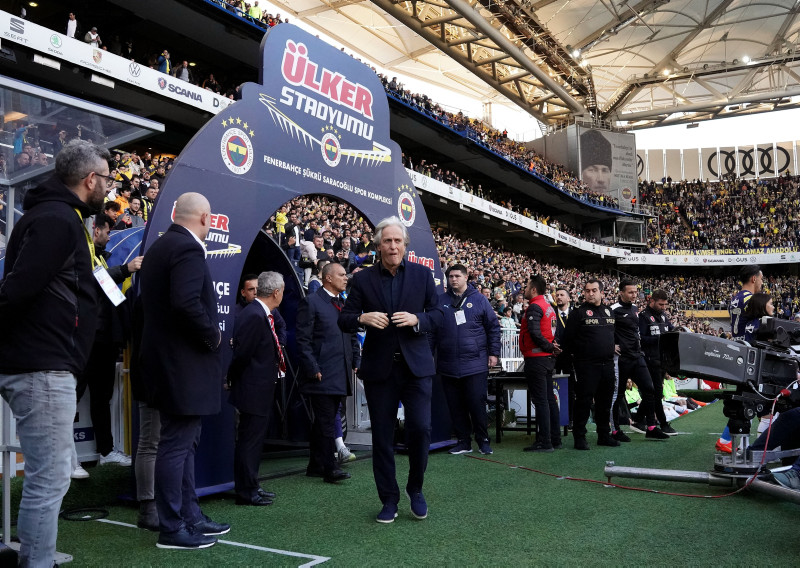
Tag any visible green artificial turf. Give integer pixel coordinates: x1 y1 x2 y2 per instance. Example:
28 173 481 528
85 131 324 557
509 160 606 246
5 403 800 566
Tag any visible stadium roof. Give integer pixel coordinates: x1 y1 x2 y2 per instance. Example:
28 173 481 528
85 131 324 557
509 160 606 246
271 0 800 129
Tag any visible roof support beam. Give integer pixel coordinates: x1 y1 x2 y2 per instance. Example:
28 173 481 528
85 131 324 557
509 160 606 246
434 0 587 114
616 85 800 121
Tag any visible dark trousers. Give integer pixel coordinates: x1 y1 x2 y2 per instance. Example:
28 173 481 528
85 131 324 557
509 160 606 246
441 371 489 444
77 342 119 456
614 354 656 429
751 408 800 454
555 360 576 426
154 413 203 534
363 360 431 505
233 412 271 500
308 394 342 475
524 357 560 446
572 360 615 438
646 361 668 426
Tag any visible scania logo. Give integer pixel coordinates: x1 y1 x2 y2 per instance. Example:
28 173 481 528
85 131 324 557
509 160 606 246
158 77 167 90
129 61 141 77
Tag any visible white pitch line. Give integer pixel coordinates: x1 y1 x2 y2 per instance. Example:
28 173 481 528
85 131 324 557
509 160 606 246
96 519 330 566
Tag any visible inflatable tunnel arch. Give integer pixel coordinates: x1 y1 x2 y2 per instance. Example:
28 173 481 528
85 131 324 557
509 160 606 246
139 25 445 492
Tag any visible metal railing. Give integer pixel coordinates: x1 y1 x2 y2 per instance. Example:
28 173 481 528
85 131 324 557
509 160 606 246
500 328 523 371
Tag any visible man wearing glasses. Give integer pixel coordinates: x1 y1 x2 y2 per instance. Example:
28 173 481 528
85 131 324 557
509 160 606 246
0 140 112 567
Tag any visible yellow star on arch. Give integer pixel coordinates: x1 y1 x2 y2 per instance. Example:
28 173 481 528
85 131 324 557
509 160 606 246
236 117 242 125
249 129 255 137
243 122 249 129
221 119 228 127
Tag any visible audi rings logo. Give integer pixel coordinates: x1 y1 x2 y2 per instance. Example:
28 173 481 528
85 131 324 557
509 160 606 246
129 61 141 77
708 147 791 177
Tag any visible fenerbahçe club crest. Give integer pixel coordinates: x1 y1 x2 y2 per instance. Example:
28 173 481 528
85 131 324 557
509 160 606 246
397 184 416 227
220 121 255 175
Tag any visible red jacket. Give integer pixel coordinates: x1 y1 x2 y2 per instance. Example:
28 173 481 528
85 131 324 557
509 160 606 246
519 294 556 358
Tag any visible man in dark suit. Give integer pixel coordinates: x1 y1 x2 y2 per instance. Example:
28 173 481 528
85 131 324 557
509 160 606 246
339 216 442 524
139 192 229 549
228 271 285 506
297 263 360 483
552 287 575 426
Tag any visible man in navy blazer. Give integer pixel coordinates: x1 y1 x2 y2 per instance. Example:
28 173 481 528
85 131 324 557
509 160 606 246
297 263 360 483
229 271 285 506
138 192 229 550
339 216 442 524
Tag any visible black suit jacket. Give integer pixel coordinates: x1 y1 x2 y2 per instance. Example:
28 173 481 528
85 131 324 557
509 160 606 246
553 305 573 373
228 299 281 416
296 287 360 396
339 261 441 381
139 224 221 415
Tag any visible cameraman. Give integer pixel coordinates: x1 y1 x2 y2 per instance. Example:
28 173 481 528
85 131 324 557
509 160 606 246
717 264 765 453
749 407 800 490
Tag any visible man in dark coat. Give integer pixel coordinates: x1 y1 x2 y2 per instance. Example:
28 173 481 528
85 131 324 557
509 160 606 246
228 271 285 506
138 192 229 549
0 140 109 567
297 263 360 483
434 264 500 456
339 216 442 524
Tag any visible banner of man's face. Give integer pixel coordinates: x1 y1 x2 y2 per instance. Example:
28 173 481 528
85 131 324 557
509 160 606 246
578 127 638 200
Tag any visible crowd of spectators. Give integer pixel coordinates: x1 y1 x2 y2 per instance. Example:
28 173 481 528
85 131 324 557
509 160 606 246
214 1 288 28
380 75 621 210
56 9 282 100
640 174 800 251
402 153 606 245
266 194 800 333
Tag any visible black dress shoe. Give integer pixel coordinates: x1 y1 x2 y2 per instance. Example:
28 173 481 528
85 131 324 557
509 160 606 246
258 488 276 499
235 494 273 506
323 469 351 483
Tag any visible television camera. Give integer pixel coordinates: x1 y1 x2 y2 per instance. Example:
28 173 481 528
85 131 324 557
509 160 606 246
604 318 800 503
662 318 800 439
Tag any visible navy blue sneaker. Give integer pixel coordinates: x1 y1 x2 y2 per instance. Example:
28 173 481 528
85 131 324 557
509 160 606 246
406 489 428 520
156 527 216 549
376 502 398 524
449 441 473 455
478 441 493 455
191 514 230 536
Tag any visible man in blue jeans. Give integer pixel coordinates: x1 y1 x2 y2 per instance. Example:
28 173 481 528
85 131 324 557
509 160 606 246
0 140 111 567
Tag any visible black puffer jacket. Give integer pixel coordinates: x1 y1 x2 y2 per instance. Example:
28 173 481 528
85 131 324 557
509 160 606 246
0 175 99 374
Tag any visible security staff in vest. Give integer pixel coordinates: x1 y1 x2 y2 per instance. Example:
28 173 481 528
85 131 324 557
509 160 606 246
560 279 618 450
639 289 676 435
611 279 669 441
552 287 575 426
296 262 360 483
435 264 501 456
520 274 561 452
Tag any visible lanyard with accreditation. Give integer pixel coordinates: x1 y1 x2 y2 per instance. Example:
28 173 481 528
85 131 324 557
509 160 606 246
75 208 126 306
